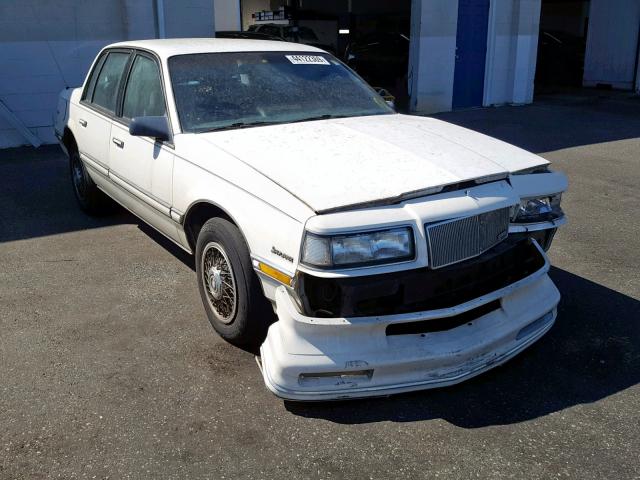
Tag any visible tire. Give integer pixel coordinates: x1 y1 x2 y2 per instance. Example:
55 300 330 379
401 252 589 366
69 144 114 215
195 218 274 349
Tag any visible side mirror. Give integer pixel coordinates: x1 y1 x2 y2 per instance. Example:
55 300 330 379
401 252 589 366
129 116 171 142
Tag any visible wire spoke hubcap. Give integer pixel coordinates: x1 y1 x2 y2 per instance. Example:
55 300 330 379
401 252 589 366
201 242 237 324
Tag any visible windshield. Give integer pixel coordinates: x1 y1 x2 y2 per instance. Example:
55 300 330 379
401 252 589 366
168 52 393 133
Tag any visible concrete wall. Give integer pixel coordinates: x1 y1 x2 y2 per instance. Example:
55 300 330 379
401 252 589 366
409 0 541 113
0 0 215 149
483 0 541 106
215 0 242 31
164 0 216 38
408 0 459 113
584 0 640 90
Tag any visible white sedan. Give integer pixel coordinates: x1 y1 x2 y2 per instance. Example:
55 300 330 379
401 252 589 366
55 39 567 400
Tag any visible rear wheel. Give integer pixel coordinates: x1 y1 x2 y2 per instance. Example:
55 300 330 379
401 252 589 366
69 145 113 215
195 218 274 348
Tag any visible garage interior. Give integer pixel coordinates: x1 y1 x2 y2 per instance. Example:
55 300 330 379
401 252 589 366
239 0 412 108
536 0 590 93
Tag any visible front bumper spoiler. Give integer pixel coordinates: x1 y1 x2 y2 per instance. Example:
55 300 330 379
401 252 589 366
260 244 560 401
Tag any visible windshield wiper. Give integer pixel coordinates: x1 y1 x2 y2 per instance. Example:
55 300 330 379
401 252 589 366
200 121 281 133
289 114 349 124
200 113 374 132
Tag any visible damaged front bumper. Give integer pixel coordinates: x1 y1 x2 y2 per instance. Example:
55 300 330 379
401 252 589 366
260 242 560 401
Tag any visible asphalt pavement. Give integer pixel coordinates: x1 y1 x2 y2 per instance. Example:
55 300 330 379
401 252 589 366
1 91 639 479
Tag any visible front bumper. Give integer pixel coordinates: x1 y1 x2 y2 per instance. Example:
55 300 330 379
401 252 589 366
260 243 560 401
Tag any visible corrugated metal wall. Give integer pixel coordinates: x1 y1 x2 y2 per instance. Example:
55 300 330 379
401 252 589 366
583 0 640 89
409 0 541 113
408 0 460 113
0 0 216 149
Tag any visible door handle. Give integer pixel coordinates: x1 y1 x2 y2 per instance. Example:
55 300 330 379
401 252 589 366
112 137 124 148
79 119 87 127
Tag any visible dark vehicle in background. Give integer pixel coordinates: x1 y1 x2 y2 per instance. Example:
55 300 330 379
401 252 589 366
345 32 410 108
216 31 280 41
536 30 586 88
247 23 334 53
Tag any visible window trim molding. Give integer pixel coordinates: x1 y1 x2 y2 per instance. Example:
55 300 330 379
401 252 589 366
80 47 175 149
80 48 134 118
81 53 107 103
120 51 168 123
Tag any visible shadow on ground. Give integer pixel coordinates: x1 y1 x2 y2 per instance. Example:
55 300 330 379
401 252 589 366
0 144 193 275
0 146 133 243
285 267 640 426
433 91 640 154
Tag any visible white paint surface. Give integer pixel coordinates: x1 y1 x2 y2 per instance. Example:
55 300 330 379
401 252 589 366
408 0 459 113
584 0 640 89
484 0 541 106
201 113 548 213
261 268 560 400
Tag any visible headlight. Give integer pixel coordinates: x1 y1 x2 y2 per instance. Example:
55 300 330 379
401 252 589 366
511 193 563 223
301 227 415 268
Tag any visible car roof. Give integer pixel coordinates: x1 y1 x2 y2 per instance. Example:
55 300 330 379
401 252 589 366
107 38 325 58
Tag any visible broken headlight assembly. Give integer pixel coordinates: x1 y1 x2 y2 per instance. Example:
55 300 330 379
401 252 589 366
511 193 563 224
301 227 415 269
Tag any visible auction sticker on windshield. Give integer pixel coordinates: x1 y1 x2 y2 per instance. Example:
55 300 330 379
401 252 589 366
285 55 330 65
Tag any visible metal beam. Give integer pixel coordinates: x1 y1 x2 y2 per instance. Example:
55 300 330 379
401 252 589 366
0 100 42 148
156 0 166 38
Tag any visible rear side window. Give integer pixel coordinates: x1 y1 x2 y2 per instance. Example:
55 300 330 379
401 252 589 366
91 52 130 113
82 54 107 101
122 55 166 119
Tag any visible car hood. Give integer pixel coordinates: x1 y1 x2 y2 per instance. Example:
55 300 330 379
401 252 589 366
199 114 548 213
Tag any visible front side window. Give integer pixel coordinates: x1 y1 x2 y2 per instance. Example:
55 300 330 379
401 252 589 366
169 52 393 133
91 52 130 113
122 55 166 119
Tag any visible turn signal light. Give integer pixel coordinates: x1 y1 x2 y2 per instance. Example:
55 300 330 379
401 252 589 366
257 262 293 286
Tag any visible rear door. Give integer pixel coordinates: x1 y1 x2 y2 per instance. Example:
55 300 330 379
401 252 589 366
107 51 178 239
75 50 132 177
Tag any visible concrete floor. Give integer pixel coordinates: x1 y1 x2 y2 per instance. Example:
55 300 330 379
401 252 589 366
1 93 639 479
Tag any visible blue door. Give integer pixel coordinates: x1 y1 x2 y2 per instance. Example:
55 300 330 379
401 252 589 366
452 0 490 109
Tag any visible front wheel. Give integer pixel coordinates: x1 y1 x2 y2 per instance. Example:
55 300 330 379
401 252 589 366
195 218 275 349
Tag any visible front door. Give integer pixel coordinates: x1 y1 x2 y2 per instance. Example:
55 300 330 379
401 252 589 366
452 0 490 109
107 53 177 239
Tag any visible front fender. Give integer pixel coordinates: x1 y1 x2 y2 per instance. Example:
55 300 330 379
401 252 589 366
171 145 311 300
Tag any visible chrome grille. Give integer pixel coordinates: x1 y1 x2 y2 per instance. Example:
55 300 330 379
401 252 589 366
426 208 510 269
